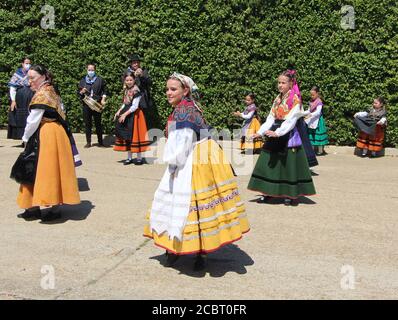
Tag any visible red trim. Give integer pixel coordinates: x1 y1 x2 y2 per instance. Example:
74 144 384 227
143 228 250 256
248 188 316 200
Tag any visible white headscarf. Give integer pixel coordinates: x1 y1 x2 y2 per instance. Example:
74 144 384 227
170 72 198 96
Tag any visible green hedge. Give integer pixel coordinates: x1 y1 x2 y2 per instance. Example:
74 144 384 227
1 0 397 146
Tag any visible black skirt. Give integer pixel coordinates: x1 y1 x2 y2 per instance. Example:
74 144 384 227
115 105 134 141
7 86 34 140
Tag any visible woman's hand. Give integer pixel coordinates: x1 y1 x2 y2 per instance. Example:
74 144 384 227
79 88 87 95
10 101 17 111
265 130 278 138
250 133 262 141
118 113 127 123
232 111 241 117
134 68 143 77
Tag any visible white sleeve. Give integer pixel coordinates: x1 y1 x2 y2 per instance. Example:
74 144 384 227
163 128 195 171
306 105 322 126
129 96 141 113
22 109 44 143
356 111 368 117
275 104 302 136
378 117 387 125
311 105 322 118
240 111 255 120
10 87 17 101
257 113 275 135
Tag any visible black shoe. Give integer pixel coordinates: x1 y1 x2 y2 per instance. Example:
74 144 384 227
17 209 41 220
256 196 269 203
41 211 61 222
124 159 134 165
134 158 144 165
97 142 105 147
193 254 207 271
284 198 292 206
164 252 179 267
84 143 91 148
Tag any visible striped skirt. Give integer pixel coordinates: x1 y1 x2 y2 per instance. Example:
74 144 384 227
144 139 250 255
240 118 263 151
356 125 385 152
308 116 329 146
248 147 316 199
114 109 151 153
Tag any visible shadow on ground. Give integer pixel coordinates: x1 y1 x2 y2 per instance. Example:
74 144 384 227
149 244 254 278
249 195 316 206
78 177 90 192
40 200 95 225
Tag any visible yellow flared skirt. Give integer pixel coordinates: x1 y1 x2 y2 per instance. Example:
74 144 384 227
17 122 80 208
144 139 249 255
240 118 263 151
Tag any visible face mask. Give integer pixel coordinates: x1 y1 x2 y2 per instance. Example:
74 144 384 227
24 64 31 70
87 71 95 78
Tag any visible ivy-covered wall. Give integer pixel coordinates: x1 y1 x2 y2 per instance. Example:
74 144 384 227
1 0 397 146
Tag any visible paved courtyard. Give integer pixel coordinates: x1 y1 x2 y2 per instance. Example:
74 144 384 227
1 130 398 299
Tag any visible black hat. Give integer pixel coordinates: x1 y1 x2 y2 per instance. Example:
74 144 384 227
129 53 141 62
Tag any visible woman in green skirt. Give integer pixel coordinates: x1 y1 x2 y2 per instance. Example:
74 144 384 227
248 69 316 206
304 86 328 155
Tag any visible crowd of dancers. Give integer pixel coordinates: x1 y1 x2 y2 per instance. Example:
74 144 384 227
6 56 388 270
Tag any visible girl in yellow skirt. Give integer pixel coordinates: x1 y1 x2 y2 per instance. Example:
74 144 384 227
114 73 151 165
233 93 263 153
144 73 249 270
16 65 80 221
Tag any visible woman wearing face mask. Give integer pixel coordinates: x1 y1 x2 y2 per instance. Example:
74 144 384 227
15 64 80 221
7 57 35 142
78 63 107 148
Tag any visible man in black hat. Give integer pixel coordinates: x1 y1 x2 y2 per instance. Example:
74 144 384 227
124 53 153 112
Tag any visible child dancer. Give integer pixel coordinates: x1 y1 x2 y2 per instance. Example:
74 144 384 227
233 93 263 153
304 86 329 155
248 69 316 205
144 73 249 271
114 73 150 165
354 96 387 157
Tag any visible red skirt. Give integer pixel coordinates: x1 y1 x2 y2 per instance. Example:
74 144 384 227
114 109 151 153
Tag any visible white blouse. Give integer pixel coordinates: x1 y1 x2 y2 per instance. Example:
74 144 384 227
22 109 45 143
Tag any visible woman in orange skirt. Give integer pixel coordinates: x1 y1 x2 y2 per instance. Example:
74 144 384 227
16 65 80 221
113 73 151 165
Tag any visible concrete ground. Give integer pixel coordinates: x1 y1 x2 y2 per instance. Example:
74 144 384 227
1 129 398 300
